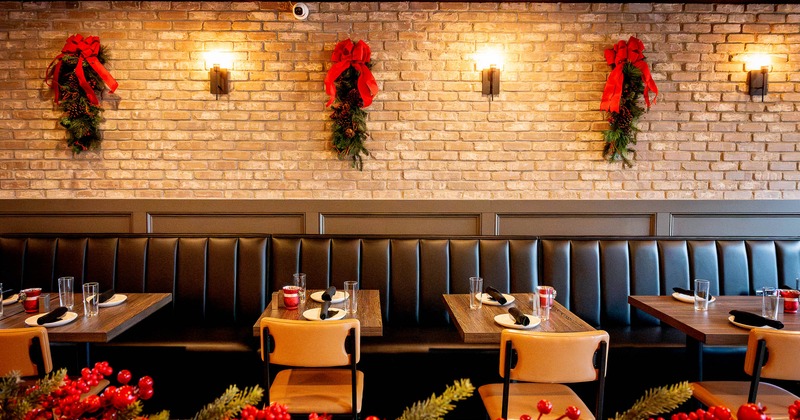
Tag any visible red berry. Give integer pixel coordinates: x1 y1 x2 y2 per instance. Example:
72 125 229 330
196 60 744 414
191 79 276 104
117 369 132 385
138 375 154 390
538 400 554 415
521 415 533 420
566 406 581 420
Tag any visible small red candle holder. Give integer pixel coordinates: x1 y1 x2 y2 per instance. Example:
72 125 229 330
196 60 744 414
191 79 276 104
780 289 799 314
282 285 300 310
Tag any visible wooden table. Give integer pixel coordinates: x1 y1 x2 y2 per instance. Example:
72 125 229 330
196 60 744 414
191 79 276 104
0 292 172 368
443 293 596 344
253 289 383 337
628 295 800 380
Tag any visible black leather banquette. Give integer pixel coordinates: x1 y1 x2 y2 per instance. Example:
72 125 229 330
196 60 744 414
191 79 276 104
3 234 800 353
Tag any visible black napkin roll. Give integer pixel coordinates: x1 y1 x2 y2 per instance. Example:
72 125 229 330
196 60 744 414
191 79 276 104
38 306 68 325
98 289 115 303
319 301 334 320
508 307 530 326
485 286 507 305
2 288 15 297
321 286 337 301
729 310 784 329
673 287 694 296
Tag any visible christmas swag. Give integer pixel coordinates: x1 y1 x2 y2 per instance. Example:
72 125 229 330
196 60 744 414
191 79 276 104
45 34 118 154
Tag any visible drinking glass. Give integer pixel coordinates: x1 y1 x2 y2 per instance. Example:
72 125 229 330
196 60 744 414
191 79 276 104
469 277 483 309
83 282 100 317
344 281 358 314
762 287 780 320
694 279 710 311
293 273 307 304
58 276 74 310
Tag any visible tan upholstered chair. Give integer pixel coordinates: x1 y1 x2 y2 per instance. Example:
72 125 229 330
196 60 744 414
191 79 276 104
478 330 610 420
691 328 800 415
260 318 363 419
0 326 53 380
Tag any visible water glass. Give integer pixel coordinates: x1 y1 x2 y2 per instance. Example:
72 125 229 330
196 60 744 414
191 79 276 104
469 277 483 309
344 280 358 314
83 282 100 317
536 285 556 320
693 279 711 311
762 287 780 320
293 273 307 304
58 276 75 310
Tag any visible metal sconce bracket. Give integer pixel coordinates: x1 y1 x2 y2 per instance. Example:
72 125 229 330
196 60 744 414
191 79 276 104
748 66 768 101
209 64 229 98
481 65 500 100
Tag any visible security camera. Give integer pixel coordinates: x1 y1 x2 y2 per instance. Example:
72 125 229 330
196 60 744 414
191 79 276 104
292 2 309 20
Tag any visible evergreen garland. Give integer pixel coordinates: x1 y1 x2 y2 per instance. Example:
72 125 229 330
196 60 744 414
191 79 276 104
611 381 693 420
602 62 646 168
191 385 263 420
396 378 475 420
329 65 372 171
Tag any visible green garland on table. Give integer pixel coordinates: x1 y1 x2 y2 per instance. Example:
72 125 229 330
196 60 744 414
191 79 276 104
602 63 647 168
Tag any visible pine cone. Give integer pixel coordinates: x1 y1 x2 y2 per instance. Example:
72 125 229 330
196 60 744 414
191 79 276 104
344 128 355 138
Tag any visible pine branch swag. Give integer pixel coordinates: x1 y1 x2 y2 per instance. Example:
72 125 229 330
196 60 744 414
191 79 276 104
45 34 118 154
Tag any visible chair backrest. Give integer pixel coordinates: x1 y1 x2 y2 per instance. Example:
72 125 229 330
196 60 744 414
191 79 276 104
260 318 360 367
500 329 609 383
0 326 52 378
744 328 800 382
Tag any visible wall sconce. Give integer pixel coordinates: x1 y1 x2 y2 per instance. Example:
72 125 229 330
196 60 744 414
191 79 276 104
475 48 504 101
746 54 771 101
204 51 232 99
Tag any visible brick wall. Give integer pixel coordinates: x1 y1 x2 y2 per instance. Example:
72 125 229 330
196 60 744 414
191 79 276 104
0 1 798 199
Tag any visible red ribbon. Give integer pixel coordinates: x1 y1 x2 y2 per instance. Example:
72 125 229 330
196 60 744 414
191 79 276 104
600 36 658 113
324 39 379 107
46 34 118 105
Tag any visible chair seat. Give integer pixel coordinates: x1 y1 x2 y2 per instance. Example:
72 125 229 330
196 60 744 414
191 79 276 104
270 368 364 414
478 383 595 420
691 381 799 420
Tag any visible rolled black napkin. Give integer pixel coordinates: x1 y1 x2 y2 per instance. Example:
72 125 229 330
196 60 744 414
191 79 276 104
484 286 507 305
729 310 784 329
508 307 530 326
2 288 15 297
98 289 115 303
37 306 68 325
319 301 335 320
673 287 694 296
321 286 337 301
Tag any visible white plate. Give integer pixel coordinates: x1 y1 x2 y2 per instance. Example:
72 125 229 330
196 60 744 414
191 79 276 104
494 313 540 330
672 292 716 304
479 293 515 306
309 291 348 304
2 294 19 306
728 315 776 330
303 307 346 321
25 311 78 328
98 294 127 308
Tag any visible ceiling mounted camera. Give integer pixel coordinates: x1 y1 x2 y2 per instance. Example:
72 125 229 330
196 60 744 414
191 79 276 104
292 2 309 20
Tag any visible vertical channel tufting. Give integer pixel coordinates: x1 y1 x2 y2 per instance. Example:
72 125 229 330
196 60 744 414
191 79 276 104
509 239 537 293
85 237 119 291
331 238 361 289
145 238 178 300
419 239 449 326
0 238 26 291
600 240 631 326
116 238 148 292
237 237 268 323
176 238 209 322
571 240 601 327
360 239 390 319
630 241 660 325
659 241 690 293
449 239 479 294
747 241 779 293
270 237 301 294
541 240 571 309
54 237 87 289
776 240 800 287
389 239 420 325
479 239 510 292
718 241 750 296
207 238 238 325
689 240 720 296
299 238 332 288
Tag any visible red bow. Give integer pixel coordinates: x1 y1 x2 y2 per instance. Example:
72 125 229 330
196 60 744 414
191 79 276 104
324 39 379 107
600 36 658 113
46 34 118 105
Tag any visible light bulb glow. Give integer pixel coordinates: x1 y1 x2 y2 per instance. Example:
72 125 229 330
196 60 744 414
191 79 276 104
474 48 504 71
745 54 771 72
204 51 233 69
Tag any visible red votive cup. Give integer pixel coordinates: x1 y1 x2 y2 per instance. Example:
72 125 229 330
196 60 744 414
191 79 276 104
282 285 300 310
780 289 799 314
21 288 42 313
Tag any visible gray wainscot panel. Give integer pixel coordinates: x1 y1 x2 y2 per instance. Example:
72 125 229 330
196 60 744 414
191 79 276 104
497 214 655 236
148 213 306 234
0 214 132 233
321 213 481 235
671 214 800 237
